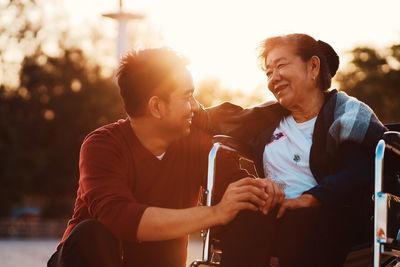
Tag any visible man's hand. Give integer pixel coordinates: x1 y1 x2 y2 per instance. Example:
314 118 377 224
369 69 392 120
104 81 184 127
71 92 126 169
259 178 285 215
212 177 269 225
276 194 320 219
137 177 286 241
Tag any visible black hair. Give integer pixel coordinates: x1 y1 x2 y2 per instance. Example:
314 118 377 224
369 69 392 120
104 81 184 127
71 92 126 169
116 48 189 117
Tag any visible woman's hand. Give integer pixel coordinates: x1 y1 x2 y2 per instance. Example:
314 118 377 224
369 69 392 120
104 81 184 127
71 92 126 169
259 179 285 215
276 194 320 219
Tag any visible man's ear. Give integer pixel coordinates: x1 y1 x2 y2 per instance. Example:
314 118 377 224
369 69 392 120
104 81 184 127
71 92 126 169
148 96 166 119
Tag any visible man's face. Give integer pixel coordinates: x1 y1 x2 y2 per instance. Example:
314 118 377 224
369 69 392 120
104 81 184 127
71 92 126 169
160 69 197 139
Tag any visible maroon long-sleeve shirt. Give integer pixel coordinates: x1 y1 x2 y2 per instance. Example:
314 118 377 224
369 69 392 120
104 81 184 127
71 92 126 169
61 118 246 267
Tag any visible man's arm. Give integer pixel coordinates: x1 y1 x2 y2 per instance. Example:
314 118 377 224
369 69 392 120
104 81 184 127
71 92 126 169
137 177 269 241
192 100 280 136
80 131 148 242
81 128 275 242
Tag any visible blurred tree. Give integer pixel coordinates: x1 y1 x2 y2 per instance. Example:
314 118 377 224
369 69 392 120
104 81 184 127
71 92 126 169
0 47 125 218
336 45 400 123
0 0 118 89
1 0 51 88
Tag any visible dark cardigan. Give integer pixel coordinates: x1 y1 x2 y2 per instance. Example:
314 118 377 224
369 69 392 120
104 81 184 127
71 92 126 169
194 90 386 208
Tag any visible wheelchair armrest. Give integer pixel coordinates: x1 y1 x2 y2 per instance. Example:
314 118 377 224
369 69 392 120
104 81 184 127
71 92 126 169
383 131 400 156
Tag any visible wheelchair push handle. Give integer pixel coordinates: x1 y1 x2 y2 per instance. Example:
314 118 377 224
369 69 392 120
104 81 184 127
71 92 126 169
374 130 400 267
383 131 400 156
212 135 253 159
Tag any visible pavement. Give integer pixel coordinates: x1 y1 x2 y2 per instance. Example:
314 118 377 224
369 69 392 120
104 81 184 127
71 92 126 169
0 239 58 267
0 235 203 267
2 235 381 267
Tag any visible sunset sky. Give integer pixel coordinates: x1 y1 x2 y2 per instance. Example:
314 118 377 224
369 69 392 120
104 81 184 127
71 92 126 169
61 0 400 93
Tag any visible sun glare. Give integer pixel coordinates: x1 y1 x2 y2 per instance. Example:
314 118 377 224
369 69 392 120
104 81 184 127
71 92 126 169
63 0 400 95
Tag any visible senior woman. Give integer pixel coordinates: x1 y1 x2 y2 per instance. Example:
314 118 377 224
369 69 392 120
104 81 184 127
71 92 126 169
195 33 386 267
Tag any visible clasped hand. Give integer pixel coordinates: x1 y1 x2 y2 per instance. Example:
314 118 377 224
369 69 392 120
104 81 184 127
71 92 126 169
214 177 285 225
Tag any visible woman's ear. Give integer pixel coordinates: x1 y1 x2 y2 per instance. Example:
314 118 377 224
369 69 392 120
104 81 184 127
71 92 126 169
148 96 165 119
309 55 321 80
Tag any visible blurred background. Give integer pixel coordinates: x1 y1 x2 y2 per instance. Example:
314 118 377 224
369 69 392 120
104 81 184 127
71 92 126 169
1 0 400 266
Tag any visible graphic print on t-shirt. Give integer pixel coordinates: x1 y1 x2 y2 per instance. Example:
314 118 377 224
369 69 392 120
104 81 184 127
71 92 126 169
270 131 287 143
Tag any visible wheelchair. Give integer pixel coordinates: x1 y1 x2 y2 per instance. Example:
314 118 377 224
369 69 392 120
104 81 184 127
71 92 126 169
190 125 400 267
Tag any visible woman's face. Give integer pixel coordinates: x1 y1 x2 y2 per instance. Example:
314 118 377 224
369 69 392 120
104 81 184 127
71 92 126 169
265 45 316 110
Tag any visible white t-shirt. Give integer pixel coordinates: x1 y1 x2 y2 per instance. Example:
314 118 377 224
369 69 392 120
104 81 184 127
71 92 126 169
263 115 317 199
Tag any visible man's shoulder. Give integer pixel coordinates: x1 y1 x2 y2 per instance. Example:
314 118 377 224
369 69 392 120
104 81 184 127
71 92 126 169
82 119 130 148
85 119 128 138
79 119 135 167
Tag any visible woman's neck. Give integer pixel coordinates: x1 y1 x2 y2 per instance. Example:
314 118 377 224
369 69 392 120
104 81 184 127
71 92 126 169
291 91 325 123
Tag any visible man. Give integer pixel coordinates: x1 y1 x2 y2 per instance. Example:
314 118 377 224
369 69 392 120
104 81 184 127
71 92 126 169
47 48 282 267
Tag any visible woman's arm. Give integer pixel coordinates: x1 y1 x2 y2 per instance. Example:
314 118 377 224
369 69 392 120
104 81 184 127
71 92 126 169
276 142 373 218
304 142 374 208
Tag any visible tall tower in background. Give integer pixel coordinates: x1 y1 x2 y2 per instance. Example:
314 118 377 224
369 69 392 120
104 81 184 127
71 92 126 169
102 0 145 62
